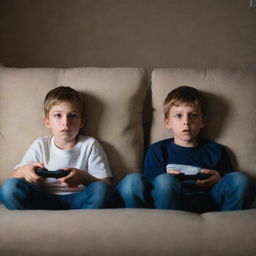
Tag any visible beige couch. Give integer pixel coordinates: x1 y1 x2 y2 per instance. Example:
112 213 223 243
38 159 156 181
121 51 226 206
0 67 255 255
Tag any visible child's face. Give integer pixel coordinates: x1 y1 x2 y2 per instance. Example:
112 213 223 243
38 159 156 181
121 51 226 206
164 103 205 147
44 100 84 149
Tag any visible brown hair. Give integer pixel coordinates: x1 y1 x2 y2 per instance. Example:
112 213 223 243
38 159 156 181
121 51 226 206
44 86 84 117
164 86 205 118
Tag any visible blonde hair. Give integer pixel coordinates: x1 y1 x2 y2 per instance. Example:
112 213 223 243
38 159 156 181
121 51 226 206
44 86 84 117
164 86 205 118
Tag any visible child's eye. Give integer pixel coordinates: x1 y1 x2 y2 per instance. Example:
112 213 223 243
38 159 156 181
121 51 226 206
189 113 198 118
69 114 78 119
54 114 62 118
175 114 182 118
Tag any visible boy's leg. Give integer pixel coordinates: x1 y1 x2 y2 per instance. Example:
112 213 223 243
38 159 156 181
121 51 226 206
152 174 183 209
116 173 152 208
63 181 117 209
210 172 255 211
1 178 63 210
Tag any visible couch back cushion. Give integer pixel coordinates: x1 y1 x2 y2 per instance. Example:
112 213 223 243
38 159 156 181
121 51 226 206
150 68 256 178
0 67 147 184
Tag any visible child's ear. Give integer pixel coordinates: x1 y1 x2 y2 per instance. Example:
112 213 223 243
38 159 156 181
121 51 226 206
80 117 85 128
164 118 172 129
201 115 207 128
44 117 50 129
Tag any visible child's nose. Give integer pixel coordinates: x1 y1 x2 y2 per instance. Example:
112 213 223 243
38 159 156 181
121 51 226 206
183 115 190 125
62 116 70 125
183 116 189 125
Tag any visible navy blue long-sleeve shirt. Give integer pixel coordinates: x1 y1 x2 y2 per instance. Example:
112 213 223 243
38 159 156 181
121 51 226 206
143 138 232 182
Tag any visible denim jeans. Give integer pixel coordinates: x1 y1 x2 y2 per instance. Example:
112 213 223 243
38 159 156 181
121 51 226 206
152 172 255 213
1 178 117 210
116 173 153 208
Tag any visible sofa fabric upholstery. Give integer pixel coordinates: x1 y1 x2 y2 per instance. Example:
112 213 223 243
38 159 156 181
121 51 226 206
0 208 256 256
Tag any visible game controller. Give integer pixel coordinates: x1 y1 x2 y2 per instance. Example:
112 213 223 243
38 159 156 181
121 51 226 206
166 164 202 175
174 172 211 181
35 167 70 178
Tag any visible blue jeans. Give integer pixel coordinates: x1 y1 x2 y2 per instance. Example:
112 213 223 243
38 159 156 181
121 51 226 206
1 178 117 210
116 173 153 208
152 172 255 213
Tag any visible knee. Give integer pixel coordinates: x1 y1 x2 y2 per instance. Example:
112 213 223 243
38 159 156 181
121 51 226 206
117 173 148 196
81 181 116 209
89 181 113 196
2 178 24 193
121 173 145 185
153 174 179 191
224 172 254 191
1 178 27 199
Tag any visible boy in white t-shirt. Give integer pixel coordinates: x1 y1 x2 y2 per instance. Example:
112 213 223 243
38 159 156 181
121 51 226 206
1 86 116 210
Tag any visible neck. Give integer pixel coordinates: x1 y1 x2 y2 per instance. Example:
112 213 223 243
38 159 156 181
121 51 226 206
173 139 198 148
54 137 78 150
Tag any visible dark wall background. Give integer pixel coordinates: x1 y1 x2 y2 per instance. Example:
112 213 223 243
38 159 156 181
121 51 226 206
1 0 256 70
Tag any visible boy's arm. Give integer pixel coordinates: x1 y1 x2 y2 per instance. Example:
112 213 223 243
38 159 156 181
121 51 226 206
196 169 221 188
196 146 231 188
144 145 164 181
59 168 112 187
10 139 45 184
217 147 233 176
10 162 44 184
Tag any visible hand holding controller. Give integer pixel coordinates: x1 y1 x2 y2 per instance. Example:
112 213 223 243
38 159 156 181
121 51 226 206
167 164 211 181
174 172 211 181
35 167 70 179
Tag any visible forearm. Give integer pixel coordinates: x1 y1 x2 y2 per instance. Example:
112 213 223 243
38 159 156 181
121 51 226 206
9 163 44 184
60 169 112 187
10 169 24 178
81 172 112 186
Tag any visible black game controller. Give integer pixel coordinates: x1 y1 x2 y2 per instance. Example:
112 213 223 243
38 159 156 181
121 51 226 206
35 167 70 178
174 173 211 181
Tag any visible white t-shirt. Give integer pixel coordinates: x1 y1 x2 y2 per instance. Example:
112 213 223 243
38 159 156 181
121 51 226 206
15 136 112 195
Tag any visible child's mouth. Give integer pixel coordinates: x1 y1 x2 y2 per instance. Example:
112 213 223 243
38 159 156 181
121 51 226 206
60 129 71 134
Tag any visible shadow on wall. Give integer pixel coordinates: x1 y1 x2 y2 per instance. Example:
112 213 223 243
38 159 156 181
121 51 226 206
201 91 230 141
79 92 103 139
200 91 238 170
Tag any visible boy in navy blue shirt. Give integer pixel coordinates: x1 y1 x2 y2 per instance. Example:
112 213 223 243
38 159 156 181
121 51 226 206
120 86 255 212
144 86 255 212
